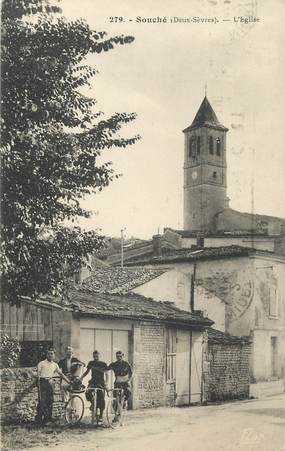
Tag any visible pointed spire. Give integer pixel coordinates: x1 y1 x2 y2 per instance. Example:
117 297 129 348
183 96 228 132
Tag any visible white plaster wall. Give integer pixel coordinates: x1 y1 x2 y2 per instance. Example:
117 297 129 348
133 268 225 330
253 329 285 380
195 285 226 331
133 269 191 312
137 254 285 381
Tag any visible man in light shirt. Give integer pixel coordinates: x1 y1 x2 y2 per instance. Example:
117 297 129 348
36 348 70 425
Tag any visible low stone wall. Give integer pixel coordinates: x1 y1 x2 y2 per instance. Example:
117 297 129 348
0 368 65 424
203 330 251 402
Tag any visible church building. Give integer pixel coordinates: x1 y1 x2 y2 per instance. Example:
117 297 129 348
183 96 229 232
182 96 285 237
162 96 285 254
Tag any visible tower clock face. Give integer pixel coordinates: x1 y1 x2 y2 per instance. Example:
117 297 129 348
191 171 198 180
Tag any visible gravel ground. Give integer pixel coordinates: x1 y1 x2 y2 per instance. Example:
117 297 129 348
2 394 285 451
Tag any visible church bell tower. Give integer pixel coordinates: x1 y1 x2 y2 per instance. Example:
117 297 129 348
183 96 228 232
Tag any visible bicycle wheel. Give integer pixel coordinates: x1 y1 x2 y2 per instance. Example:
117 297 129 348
106 397 122 429
65 395 84 425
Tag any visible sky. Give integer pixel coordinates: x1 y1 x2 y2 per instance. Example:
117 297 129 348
61 0 285 239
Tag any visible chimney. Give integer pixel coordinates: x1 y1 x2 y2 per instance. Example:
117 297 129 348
153 234 162 257
74 256 92 284
225 196 230 209
196 232 205 248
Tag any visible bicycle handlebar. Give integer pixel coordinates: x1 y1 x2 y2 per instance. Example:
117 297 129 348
106 388 125 397
86 387 105 392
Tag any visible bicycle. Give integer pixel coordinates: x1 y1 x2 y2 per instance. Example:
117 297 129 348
64 378 85 426
106 388 127 429
85 387 106 426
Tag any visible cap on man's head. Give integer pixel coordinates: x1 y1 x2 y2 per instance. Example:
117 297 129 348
116 351 124 356
93 350 100 355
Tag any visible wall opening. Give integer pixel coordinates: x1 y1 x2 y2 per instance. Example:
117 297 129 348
270 336 278 378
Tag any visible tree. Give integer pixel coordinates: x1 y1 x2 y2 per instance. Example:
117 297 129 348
1 0 140 305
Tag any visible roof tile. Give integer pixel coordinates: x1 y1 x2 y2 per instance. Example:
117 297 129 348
70 290 213 328
82 267 167 294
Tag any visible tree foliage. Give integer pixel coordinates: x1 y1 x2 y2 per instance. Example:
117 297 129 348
1 0 139 305
0 334 21 368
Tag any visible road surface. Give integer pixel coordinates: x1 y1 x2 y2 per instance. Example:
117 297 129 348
25 394 285 451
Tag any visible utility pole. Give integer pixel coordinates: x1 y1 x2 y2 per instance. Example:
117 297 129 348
251 148 255 249
120 227 126 268
190 262 197 311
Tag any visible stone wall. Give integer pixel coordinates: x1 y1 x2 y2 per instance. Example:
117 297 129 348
203 332 251 402
0 368 65 424
132 322 175 409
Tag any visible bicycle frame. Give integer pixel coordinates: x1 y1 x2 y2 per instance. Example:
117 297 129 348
86 387 105 425
108 387 125 403
106 388 127 428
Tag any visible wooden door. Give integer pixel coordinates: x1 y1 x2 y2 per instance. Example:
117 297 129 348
190 331 203 403
176 329 191 406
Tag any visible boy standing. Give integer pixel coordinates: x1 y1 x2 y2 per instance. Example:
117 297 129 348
36 348 70 425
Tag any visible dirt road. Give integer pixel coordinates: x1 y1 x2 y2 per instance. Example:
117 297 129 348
24 394 285 451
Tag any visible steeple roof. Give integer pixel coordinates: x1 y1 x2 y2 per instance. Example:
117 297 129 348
183 96 228 132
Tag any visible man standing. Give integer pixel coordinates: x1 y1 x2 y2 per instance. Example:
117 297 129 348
58 346 85 402
108 351 132 407
36 348 70 425
80 350 108 424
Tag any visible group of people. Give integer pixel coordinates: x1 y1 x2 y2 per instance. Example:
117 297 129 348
36 346 132 425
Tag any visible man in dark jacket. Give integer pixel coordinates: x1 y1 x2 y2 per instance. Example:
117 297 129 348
58 346 85 401
80 350 108 424
108 351 132 406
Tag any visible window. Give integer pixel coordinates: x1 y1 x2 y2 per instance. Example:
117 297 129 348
166 329 176 382
177 282 185 300
197 136 201 155
216 138 221 156
189 137 196 158
269 287 278 317
209 136 214 154
213 171 217 178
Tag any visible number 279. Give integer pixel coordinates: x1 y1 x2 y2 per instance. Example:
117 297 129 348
109 17 124 23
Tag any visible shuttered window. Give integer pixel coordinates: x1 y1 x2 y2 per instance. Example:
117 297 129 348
166 328 176 382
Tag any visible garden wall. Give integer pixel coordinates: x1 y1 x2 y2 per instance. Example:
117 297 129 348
203 329 251 402
0 368 64 424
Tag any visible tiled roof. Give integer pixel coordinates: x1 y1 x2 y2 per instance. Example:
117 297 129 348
124 245 253 266
104 239 178 266
70 290 213 328
183 96 228 132
206 328 251 344
168 228 269 238
82 267 168 294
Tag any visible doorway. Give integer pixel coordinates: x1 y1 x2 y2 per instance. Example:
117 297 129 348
175 330 203 406
80 328 129 367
